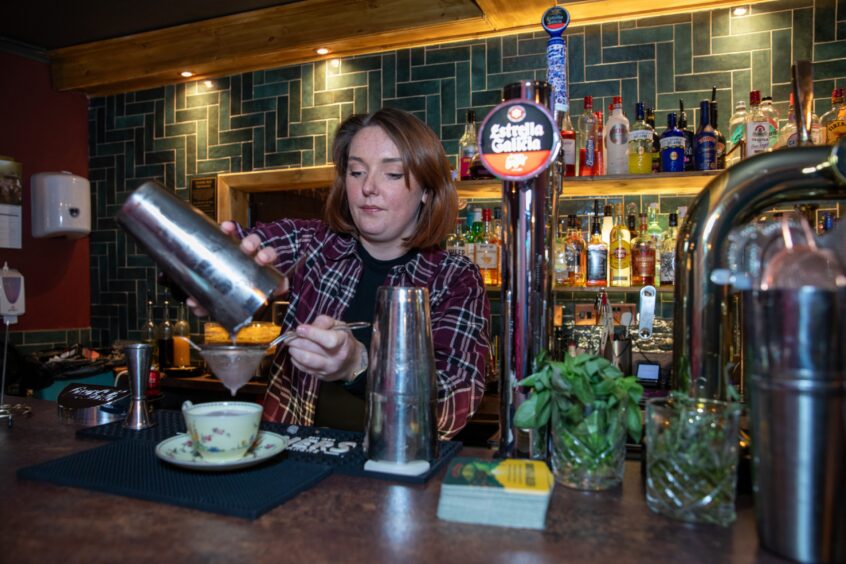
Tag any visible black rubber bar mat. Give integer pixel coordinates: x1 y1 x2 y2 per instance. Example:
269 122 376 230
18 439 331 520
76 409 462 484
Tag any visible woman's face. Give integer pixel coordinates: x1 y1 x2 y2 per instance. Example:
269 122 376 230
345 125 427 260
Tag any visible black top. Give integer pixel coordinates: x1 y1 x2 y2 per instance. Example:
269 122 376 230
313 241 418 431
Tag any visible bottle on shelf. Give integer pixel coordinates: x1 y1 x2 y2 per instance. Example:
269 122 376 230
659 212 679 287
627 213 637 233
820 87 846 144
566 215 587 287
711 87 726 169
595 110 606 175
745 90 770 158
142 295 157 347
600 203 614 249
446 217 467 257
726 100 748 166
476 208 499 286
760 95 780 149
560 111 577 177
646 202 663 281
554 216 570 288
645 106 662 173
678 100 695 171
585 214 608 288
577 96 598 177
609 203 632 287
628 102 655 174
458 110 478 181
465 207 483 266
173 301 192 368
660 112 686 173
631 212 656 286
158 296 174 369
604 96 630 175
694 100 717 171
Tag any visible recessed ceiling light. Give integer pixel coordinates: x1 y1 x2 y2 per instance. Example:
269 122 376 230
315 47 330 55
180 71 194 78
732 6 749 16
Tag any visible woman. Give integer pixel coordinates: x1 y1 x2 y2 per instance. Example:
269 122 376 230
193 108 490 439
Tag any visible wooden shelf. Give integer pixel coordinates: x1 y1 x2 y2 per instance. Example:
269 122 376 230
218 166 719 224
456 171 719 200
486 285 673 295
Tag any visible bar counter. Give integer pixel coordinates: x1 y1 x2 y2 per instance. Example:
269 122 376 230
0 399 782 563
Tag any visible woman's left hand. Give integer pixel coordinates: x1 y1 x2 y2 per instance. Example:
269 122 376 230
286 314 366 382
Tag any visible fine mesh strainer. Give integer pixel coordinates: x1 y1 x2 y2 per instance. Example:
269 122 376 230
198 345 267 396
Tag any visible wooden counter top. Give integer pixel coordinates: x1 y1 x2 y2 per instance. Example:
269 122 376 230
0 399 782 563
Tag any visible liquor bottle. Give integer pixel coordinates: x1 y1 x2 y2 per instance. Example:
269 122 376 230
776 93 797 149
660 112 686 172
566 215 587 287
645 107 661 173
760 95 780 149
726 100 747 166
628 102 655 174
561 111 577 177
476 208 499 286
585 216 608 287
142 295 157 346
158 296 174 368
173 301 192 367
694 100 717 171
820 87 846 144
465 208 483 266
678 100 695 171
646 202 663 281
446 217 467 257
600 204 614 249
627 213 636 233
609 203 632 287
595 110 605 175
647 202 663 243
631 213 656 286
554 216 570 288
604 96 630 175
745 90 770 158
659 212 679 287
458 110 478 181
577 96 598 176
710 89 726 169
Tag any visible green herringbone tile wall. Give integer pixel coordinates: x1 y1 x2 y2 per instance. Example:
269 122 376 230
87 0 846 345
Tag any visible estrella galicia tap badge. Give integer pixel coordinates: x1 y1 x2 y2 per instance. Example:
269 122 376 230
477 99 561 181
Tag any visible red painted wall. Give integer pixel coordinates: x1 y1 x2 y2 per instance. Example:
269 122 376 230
0 51 90 331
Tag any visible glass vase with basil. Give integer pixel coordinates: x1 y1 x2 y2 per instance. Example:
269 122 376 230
514 352 643 491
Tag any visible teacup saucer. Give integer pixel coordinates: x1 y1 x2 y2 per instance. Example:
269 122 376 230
155 431 288 471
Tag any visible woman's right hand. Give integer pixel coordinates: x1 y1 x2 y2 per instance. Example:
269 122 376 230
186 221 289 318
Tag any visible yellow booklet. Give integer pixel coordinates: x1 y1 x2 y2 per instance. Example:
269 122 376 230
442 457 554 495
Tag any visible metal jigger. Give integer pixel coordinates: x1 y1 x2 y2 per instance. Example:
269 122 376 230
123 343 155 430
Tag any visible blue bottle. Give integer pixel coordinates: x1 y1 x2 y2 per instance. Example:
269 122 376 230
660 112 686 173
694 100 717 170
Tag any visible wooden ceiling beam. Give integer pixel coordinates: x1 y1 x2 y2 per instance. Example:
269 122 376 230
48 0 775 96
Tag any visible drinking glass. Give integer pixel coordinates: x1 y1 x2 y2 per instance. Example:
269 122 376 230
645 397 742 526
550 403 627 491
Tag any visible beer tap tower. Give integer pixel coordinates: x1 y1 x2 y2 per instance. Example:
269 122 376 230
481 8 569 459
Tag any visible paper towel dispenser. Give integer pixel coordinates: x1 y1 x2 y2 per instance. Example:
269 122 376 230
31 171 91 238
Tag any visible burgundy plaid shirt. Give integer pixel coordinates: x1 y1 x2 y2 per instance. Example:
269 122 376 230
240 218 490 439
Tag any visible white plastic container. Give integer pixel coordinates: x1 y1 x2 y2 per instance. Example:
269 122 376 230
31 171 91 238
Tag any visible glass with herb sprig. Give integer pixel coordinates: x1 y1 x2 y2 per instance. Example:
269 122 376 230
515 352 643 491
644 392 742 527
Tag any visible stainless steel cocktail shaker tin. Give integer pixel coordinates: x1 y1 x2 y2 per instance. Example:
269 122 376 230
116 181 283 335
